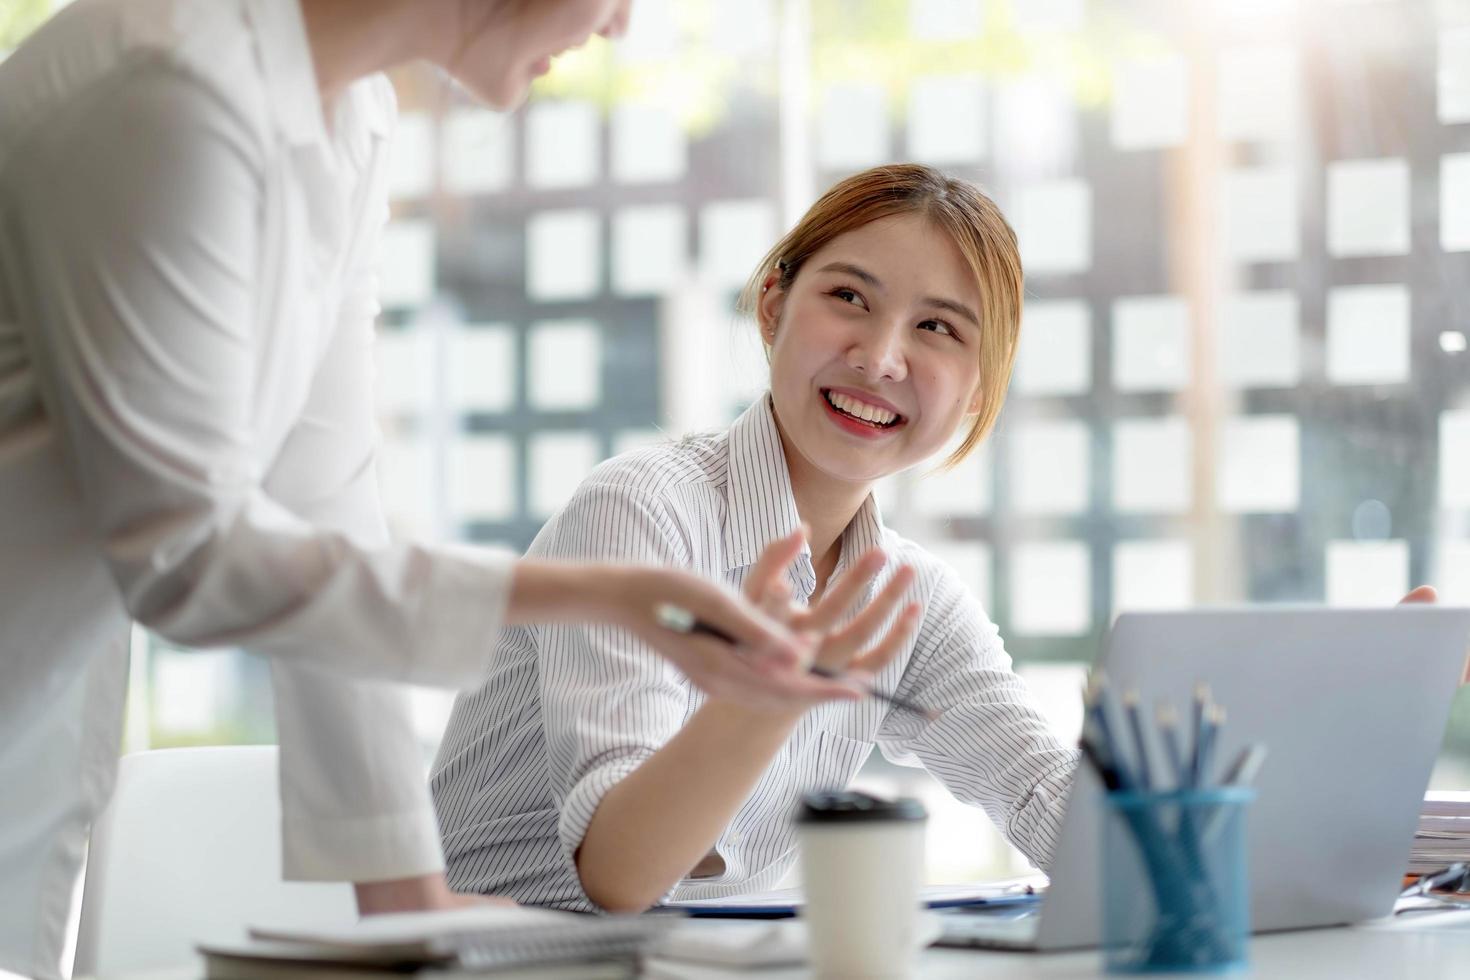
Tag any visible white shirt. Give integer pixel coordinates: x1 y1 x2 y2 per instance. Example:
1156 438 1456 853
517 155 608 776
0 2 514 975
431 397 1078 910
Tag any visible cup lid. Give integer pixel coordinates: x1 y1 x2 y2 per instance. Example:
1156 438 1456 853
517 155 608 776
796 791 927 824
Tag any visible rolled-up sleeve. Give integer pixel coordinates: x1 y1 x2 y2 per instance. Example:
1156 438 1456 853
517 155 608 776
528 481 695 873
875 565 1078 870
1 60 513 693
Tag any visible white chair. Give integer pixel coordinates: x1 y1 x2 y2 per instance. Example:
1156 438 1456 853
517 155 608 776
73 746 355 975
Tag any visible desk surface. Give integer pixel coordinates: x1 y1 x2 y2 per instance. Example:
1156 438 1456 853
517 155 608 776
92 911 1470 980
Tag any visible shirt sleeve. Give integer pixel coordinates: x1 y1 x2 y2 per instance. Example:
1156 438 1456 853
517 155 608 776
0 60 512 691
875 563 1078 870
262 136 443 882
527 480 696 876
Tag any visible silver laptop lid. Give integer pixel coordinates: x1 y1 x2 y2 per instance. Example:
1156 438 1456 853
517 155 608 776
1033 606 1470 951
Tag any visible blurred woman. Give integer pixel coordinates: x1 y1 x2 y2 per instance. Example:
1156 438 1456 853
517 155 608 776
0 2 857 975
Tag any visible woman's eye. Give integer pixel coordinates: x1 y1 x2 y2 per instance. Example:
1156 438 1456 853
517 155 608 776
918 319 956 338
830 287 866 308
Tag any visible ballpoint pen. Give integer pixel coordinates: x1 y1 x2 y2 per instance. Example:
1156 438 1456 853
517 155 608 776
655 602 939 720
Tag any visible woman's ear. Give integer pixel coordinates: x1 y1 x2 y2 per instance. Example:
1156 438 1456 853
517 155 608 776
757 271 785 345
965 383 984 416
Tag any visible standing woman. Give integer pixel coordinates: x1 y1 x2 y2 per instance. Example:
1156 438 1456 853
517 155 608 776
0 1 857 976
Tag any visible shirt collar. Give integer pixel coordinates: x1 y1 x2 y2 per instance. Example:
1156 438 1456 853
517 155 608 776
723 395 888 591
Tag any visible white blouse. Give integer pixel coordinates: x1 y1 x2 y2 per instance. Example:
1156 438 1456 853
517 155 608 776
431 397 1078 911
0 1 513 975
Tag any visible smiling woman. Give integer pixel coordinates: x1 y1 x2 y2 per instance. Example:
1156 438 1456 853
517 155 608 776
427 163 1078 915
740 163 1024 469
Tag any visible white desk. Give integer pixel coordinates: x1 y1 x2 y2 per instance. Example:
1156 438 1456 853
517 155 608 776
95 911 1470 979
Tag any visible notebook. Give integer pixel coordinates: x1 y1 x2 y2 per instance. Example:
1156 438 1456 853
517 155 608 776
199 906 670 977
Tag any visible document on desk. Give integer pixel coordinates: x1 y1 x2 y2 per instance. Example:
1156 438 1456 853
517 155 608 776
663 875 1046 917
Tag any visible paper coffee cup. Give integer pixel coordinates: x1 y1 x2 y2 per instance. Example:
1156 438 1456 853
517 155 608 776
796 791 928 979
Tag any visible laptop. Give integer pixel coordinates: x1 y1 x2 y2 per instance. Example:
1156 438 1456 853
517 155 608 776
939 606 1470 951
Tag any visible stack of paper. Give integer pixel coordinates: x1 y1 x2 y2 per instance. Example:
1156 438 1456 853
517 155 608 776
198 906 673 979
1408 791 1470 875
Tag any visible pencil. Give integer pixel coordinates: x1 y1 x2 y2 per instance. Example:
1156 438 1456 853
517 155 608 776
1123 690 1153 792
1157 702 1186 789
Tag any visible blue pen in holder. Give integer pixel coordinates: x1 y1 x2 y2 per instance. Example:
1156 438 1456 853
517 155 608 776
1101 787 1254 974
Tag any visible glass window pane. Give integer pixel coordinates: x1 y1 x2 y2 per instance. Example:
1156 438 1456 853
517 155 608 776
699 200 777 290
529 431 601 519
526 210 600 301
1013 300 1091 396
1217 415 1300 513
1016 179 1091 275
448 325 516 414
374 328 433 417
1011 541 1092 636
908 75 987 165
1443 153 1470 252
442 108 514 195
611 103 687 184
448 435 517 523
1327 158 1410 257
379 436 437 535
1111 53 1189 150
526 100 599 189
927 540 993 613
1326 285 1411 386
1009 419 1090 515
529 319 602 411
1440 27 1470 124
612 204 688 296
1114 540 1193 614
1326 540 1409 607
1113 417 1192 514
914 442 991 517
1440 409 1470 508
1218 46 1299 142
817 83 888 170
1221 167 1299 263
378 221 436 310
388 113 434 200
1218 291 1300 389
1433 540 1470 604
1113 295 1191 392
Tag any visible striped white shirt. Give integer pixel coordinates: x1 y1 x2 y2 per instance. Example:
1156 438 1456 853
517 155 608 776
431 396 1078 909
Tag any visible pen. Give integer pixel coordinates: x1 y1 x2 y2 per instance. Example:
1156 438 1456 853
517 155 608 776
655 603 938 721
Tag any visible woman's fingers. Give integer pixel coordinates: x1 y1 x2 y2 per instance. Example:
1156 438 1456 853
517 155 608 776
743 527 807 606
815 565 917 669
798 549 887 634
849 603 922 677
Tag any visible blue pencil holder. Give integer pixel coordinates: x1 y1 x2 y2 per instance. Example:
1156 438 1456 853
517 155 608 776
1101 787 1254 974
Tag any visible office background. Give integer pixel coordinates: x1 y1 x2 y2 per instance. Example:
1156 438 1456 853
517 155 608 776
6 0 1470 880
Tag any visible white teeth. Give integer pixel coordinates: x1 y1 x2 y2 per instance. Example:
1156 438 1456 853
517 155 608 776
826 390 897 426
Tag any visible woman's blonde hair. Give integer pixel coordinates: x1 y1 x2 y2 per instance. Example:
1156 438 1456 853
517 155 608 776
736 164 1024 468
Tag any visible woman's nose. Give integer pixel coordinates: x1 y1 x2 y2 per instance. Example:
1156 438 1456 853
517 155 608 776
847 323 907 381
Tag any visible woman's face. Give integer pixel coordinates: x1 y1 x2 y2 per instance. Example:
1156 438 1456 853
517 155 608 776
448 0 631 110
760 213 985 487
